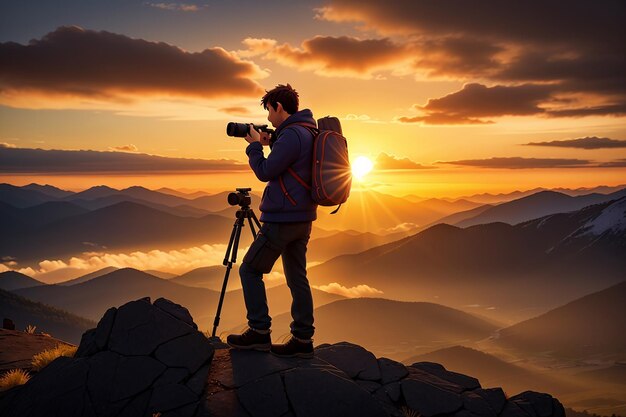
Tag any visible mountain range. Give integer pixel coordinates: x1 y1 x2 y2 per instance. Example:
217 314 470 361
308 197 626 322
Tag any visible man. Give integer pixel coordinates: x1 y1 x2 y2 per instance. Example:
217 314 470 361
226 84 317 358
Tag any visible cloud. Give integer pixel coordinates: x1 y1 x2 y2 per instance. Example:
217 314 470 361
219 106 252 116
258 35 410 78
13 243 230 278
439 157 593 169
236 38 278 58
312 282 384 298
0 26 266 108
318 0 625 119
524 136 626 150
0 142 17 148
109 144 139 153
344 114 371 121
597 159 626 168
146 2 204 12
0 147 248 174
375 152 429 170
382 222 420 234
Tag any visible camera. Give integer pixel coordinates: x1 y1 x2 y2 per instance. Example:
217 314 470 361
228 187 252 207
226 122 275 139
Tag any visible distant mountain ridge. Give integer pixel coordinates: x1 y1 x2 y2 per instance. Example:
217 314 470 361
456 189 626 227
309 197 626 322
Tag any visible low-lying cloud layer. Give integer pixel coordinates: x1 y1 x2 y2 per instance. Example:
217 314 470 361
0 147 247 173
312 282 384 298
439 157 626 169
524 136 626 150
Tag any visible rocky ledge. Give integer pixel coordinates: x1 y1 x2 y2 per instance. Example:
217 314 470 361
0 297 565 417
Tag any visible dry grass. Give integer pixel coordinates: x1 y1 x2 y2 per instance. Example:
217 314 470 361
31 344 78 371
400 406 421 417
0 369 31 392
25 324 36 334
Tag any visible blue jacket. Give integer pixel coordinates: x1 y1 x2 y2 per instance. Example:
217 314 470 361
246 109 318 222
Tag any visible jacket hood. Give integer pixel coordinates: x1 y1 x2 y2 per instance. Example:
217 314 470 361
275 108 316 137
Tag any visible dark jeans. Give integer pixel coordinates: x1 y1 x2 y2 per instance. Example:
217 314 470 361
240 221 315 339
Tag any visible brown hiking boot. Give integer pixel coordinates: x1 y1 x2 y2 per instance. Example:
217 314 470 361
226 327 271 351
270 335 314 358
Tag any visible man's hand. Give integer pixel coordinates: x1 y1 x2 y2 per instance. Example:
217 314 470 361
245 124 261 144
259 132 271 147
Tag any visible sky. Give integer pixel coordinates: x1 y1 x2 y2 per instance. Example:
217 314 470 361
1 0 625 197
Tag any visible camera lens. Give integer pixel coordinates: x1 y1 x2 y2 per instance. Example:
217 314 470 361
226 122 249 138
227 192 241 206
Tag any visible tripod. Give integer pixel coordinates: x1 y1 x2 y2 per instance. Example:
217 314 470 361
211 199 262 338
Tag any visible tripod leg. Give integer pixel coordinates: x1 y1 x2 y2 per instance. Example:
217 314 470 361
247 215 257 238
212 217 245 338
223 218 239 266
250 209 262 232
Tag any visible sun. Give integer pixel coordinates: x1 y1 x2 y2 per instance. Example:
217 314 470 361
352 156 374 180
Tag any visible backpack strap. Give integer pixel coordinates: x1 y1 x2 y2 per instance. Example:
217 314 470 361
279 175 297 206
277 122 317 205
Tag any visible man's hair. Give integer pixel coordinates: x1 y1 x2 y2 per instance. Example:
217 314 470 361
261 84 299 114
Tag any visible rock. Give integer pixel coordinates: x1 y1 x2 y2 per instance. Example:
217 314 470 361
148 384 198 414
356 379 382 393
155 297 198 329
382 381 401 402
108 298 195 356
500 401 532 417
463 391 498 417
154 331 214 373
230 348 324 387
283 367 388 417
186 363 211 395
475 388 507 414
112 355 166 401
154 367 190 387
203 389 251 417
0 297 213 417
95 307 117 350
401 378 463 417
315 342 381 381
510 391 555 417
236 373 289 417
406 367 465 394
378 357 409 384
411 362 480 391
74 328 98 357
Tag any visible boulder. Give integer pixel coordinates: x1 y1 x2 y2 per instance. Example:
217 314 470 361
0 297 214 417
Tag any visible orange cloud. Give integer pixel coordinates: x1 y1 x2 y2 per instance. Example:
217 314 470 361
0 26 266 107
257 35 410 78
375 153 430 170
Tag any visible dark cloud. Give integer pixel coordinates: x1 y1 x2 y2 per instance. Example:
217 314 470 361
399 83 554 124
375 152 431 170
597 159 626 168
319 0 623 49
524 137 626 150
320 0 625 119
0 26 264 101
267 36 408 76
440 157 592 169
0 147 248 174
